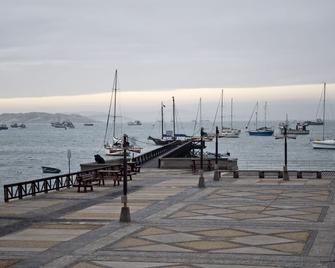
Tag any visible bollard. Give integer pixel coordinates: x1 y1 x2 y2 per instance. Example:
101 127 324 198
198 170 205 188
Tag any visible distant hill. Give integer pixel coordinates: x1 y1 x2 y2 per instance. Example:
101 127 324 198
0 112 97 123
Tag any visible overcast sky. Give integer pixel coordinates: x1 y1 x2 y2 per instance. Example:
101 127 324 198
0 0 334 98
0 0 335 121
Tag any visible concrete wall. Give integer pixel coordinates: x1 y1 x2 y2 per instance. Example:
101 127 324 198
159 157 238 170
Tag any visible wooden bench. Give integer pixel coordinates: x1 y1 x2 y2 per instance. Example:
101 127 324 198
297 171 322 179
98 170 122 186
75 172 103 192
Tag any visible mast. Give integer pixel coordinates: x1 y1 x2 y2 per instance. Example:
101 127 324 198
112 69 118 139
255 101 258 130
220 90 223 130
264 101 267 128
172 96 176 139
161 102 165 139
230 98 233 129
200 97 202 129
322 82 326 140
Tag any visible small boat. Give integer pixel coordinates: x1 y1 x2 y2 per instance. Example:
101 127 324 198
127 120 142 126
84 123 94 126
0 124 8 130
304 118 323 126
280 123 309 135
42 166 61 174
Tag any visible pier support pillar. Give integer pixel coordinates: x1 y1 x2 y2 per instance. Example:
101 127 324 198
198 170 205 188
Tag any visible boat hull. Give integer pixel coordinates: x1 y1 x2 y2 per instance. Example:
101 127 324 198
248 130 273 136
42 166 61 174
312 140 335 149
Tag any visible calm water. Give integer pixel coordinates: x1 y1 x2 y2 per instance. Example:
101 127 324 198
1 120 335 201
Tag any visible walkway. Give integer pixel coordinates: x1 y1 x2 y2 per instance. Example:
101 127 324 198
0 169 334 267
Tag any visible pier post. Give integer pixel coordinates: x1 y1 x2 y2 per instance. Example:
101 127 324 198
120 134 131 222
214 126 220 181
198 128 205 188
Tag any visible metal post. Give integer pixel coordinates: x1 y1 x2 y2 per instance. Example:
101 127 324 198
283 126 289 181
120 134 131 222
214 126 220 181
198 127 205 187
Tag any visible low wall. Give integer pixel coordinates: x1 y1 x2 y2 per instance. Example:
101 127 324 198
159 157 238 170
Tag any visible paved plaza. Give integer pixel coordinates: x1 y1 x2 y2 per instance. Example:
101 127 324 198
0 169 334 267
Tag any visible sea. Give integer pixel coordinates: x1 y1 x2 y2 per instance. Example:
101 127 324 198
1 120 335 202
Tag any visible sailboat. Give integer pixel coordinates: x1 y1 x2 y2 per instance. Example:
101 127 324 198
148 101 174 145
148 97 188 145
246 101 274 136
312 83 335 149
192 98 213 141
104 70 142 156
219 92 240 138
304 87 325 126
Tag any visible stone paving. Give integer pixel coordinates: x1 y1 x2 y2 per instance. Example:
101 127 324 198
0 169 334 267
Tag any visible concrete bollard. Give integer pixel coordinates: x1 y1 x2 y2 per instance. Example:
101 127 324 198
198 170 205 188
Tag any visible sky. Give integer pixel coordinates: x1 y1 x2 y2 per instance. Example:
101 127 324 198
0 0 335 121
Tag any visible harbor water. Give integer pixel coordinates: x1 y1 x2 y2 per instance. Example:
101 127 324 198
0 120 335 202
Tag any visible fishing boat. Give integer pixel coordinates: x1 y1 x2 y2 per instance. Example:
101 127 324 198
280 122 309 135
148 97 188 145
246 101 274 136
42 166 61 174
103 70 142 155
312 83 335 149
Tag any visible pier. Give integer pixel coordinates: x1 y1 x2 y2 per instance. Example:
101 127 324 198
0 167 335 267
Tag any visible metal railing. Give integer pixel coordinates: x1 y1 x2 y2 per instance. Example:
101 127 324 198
3 141 182 202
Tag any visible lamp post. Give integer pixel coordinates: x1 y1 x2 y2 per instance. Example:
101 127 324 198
120 134 131 222
213 126 220 181
283 125 289 181
198 127 205 188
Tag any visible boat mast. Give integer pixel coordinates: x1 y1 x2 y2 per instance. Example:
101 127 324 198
264 101 267 128
172 96 176 139
200 97 202 129
322 82 326 140
230 98 233 129
104 70 116 146
255 101 258 130
112 69 118 139
220 90 223 130
161 102 165 139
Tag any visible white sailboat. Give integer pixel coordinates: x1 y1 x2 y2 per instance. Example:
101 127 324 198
104 70 142 156
312 83 335 149
219 91 240 138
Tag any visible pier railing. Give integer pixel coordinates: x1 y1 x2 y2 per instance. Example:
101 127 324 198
3 141 182 202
